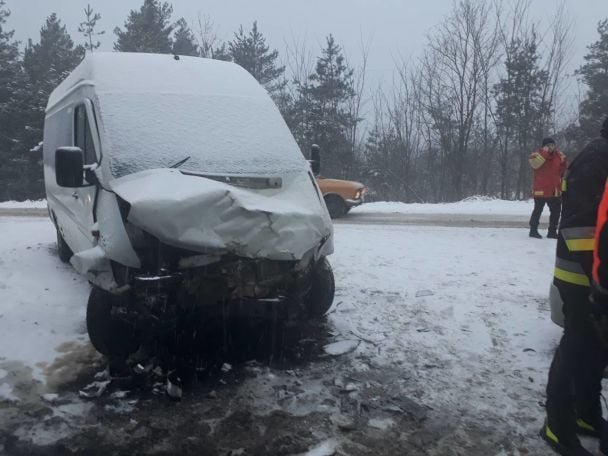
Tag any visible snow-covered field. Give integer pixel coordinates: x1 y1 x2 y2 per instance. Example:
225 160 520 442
0 214 594 454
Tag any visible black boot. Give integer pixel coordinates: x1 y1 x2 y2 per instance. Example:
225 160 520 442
540 421 594 455
575 417 607 438
547 230 558 239
530 228 543 239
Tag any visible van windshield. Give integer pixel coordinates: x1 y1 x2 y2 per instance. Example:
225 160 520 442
97 93 307 178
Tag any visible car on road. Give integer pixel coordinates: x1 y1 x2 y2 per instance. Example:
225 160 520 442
43 52 336 373
306 145 368 219
316 177 368 219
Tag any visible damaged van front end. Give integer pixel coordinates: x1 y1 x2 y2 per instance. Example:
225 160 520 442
72 168 334 359
43 53 336 380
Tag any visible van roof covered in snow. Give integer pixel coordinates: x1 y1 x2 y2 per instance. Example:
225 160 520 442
46 52 307 178
47 52 267 111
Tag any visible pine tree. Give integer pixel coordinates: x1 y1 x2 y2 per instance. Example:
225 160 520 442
211 42 231 61
78 4 104 52
228 22 285 94
0 0 20 150
298 35 356 178
0 0 24 200
577 19 608 139
114 0 174 53
12 13 84 199
172 18 198 56
493 33 549 198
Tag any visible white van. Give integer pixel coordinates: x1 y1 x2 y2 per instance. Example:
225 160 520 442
43 52 334 360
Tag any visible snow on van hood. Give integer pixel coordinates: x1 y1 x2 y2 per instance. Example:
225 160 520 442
110 169 332 261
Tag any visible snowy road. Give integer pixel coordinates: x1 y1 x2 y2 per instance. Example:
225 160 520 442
0 207 549 229
0 215 593 455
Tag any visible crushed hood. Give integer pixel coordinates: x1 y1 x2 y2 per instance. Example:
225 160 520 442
110 169 332 261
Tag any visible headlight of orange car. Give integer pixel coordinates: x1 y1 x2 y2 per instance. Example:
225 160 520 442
355 187 368 200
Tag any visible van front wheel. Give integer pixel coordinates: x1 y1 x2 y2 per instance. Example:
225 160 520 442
56 229 73 263
87 287 139 357
303 258 335 318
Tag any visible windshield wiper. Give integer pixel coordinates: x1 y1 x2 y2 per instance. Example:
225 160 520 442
168 156 191 169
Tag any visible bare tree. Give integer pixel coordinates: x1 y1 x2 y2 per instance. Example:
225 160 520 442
419 0 494 200
471 1 502 195
194 12 219 58
386 62 424 201
345 33 371 166
280 32 315 148
537 0 574 135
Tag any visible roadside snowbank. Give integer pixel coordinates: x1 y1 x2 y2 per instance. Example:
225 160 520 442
0 199 47 209
352 197 534 216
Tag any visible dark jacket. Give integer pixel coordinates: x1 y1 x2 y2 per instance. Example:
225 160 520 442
554 136 608 287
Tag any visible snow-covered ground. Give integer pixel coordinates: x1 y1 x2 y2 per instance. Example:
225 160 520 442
352 197 535 216
0 214 593 454
330 223 563 452
0 218 91 386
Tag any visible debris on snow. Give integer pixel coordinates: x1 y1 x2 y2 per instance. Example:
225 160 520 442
110 390 129 399
41 393 59 403
166 375 183 400
415 290 434 298
221 363 233 373
323 340 359 356
94 369 109 380
341 382 358 393
79 380 110 399
0 383 19 402
368 417 395 430
226 449 246 456
330 413 357 431
299 438 338 456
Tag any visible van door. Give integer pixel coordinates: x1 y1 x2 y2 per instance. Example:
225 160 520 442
70 100 100 248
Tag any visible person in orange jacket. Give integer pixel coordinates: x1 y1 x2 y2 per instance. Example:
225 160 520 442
529 138 568 239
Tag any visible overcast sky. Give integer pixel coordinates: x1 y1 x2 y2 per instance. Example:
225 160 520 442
5 0 608 108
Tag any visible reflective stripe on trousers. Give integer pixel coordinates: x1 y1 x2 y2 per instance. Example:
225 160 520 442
560 227 596 252
554 257 591 287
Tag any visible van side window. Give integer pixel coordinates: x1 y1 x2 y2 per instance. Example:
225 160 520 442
74 104 97 165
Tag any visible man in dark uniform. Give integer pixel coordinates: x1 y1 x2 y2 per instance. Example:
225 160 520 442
541 117 608 456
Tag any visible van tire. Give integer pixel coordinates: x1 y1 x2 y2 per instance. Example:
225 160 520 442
304 257 335 318
324 195 347 219
87 286 139 357
56 229 73 263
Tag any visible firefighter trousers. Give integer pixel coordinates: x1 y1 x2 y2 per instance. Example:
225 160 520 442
530 197 561 233
546 282 608 438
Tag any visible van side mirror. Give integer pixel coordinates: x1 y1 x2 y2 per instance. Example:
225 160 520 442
310 144 321 176
56 147 85 187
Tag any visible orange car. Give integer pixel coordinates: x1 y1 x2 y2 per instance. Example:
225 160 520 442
316 177 368 218
308 144 368 218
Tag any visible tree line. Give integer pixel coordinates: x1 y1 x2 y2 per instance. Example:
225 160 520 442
0 0 606 202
